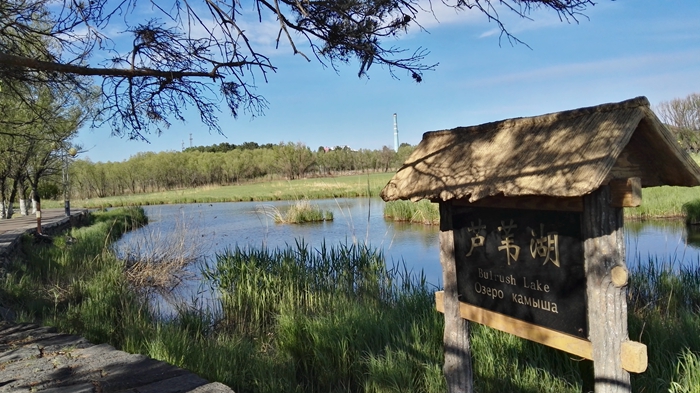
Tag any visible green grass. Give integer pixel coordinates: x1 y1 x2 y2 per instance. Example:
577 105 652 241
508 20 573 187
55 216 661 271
627 186 700 220
2 208 700 393
206 241 576 393
0 207 150 346
54 173 394 209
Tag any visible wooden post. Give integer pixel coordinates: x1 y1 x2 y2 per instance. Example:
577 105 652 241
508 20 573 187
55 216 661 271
582 186 630 393
439 201 473 393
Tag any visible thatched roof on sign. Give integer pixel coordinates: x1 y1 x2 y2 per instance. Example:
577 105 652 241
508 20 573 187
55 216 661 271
381 97 700 203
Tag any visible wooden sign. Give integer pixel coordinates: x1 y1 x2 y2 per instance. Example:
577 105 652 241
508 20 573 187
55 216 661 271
453 206 587 337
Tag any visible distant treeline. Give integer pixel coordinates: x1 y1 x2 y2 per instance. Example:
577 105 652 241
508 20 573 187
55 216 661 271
63 142 414 199
184 141 277 153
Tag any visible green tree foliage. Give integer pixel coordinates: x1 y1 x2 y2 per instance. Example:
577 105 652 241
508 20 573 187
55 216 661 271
0 81 91 217
68 142 414 199
275 142 316 180
184 142 276 153
0 0 597 139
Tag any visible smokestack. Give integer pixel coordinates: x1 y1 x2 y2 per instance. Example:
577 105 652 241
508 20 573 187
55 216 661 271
393 113 399 152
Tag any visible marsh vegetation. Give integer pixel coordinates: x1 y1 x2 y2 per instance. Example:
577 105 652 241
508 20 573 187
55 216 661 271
258 199 334 224
1 207 699 392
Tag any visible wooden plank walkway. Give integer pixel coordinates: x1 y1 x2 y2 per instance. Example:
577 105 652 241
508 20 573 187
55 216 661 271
0 322 234 392
0 213 236 393
0 209 88 266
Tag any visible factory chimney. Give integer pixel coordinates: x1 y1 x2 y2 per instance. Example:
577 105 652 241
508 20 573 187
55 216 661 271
393 113 399 152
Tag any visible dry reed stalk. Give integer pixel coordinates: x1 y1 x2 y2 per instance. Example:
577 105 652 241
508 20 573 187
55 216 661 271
119 212 209 296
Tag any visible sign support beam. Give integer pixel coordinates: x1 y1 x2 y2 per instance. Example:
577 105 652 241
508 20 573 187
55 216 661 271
583 186 630 393
439 201 474 393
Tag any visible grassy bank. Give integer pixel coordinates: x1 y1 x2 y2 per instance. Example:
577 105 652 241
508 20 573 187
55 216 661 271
53 173 394 209
383 185 700 223
627 186 700 220
0 207 151 346
2 212 699 392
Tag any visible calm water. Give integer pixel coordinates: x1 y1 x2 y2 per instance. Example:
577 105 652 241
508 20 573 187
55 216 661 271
114 199 700 313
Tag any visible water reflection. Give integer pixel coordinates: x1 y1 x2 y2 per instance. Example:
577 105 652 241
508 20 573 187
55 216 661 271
626 219 700 268
685 225 700 250
114 199 700 316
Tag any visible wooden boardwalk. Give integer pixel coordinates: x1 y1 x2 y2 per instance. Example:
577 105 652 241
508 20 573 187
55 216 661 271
0 322 234 392
0 212 236 393
0 209 88 266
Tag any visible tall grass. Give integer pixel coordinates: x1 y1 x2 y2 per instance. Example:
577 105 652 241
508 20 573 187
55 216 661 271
628 259 700 392
201 242 585 393
384 200 439 225
259 199 333 224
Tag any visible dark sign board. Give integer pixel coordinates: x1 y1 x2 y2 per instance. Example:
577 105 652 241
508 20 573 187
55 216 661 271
453 206 587 338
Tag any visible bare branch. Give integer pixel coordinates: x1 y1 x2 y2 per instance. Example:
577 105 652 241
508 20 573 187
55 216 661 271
0 0 599 139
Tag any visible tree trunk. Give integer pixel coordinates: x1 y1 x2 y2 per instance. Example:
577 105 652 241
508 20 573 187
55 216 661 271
19 199 28 216
0 178 6 219
5 200 13 219
439 202 474 393
19 182 29 216
33 188 42 235
582 186 630 393
6 182 17 218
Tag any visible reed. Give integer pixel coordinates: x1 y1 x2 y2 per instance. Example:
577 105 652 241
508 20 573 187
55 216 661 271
383 200 439 225
628 259 700 392
203 241 444 392
259 199 333 224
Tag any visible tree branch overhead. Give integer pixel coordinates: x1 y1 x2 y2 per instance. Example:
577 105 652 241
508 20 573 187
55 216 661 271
0 0 597 140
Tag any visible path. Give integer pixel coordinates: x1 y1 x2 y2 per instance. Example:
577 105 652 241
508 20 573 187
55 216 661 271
0 322 234 392
0 209 88 264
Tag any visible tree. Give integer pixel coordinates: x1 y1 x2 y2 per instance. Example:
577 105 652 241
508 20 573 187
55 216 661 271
1 0 596 140
275 142 316 179
379 146 396 172
0 79 91 218
656 93 700 152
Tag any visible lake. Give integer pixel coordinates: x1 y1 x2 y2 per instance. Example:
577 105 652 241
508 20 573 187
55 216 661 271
114 198 700 314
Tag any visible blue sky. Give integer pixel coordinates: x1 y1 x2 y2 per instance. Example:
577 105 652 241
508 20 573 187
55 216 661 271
76 0 700 163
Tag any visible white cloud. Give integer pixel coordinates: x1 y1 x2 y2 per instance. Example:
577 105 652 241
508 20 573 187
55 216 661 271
465 49 700 89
